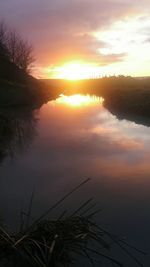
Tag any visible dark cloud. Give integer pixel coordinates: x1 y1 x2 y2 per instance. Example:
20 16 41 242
144 38 150 43
98 53 127 66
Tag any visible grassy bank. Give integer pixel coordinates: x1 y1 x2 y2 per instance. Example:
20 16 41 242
0 79 56 108
0 55 58 108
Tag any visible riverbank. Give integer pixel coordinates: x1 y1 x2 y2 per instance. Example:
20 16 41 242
1 76 150 123
0 78 58 109
44 76 150 121
0 54 59 108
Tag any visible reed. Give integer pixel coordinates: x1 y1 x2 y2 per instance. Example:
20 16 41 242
0 179 146 267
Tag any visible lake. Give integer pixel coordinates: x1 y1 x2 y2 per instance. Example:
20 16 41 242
0 94 150 266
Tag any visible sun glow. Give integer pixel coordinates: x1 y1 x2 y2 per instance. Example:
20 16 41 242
55 62 101 80
56 94 104 107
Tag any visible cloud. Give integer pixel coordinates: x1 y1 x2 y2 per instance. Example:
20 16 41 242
0 0 149 73
0 0 150 77
144 38 150 43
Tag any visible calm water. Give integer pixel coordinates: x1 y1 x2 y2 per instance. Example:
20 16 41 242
0 94 150 266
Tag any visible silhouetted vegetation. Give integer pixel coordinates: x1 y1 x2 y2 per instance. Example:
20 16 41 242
0 179 146 267
0 21 34 73
0 21 58 107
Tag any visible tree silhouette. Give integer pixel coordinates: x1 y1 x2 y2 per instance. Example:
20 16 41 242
0 21 34 73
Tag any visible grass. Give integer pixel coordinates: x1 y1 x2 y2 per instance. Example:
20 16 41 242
0 179 146 267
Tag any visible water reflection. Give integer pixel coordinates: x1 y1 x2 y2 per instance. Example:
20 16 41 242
55 94 104 107
106 103 150 127
0 94 150 265
0 108 38 165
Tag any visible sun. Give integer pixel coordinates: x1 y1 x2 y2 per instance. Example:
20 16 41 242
58 62 88 80
56 62 100 80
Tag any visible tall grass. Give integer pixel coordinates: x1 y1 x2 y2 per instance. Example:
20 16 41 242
0 178 146 267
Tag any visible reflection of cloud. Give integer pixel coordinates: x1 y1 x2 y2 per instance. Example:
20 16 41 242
1 97 150 236
35 99 145 171
91 126 143 150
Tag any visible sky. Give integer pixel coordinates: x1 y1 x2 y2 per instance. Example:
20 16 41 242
0 0 150 78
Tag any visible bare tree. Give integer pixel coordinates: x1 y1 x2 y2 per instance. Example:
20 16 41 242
7 29 34 73
6 30 18 64
16 38 34 72
0 21 9 58
0 20 34 73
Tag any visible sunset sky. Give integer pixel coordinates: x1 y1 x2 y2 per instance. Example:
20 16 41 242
0 0 150 79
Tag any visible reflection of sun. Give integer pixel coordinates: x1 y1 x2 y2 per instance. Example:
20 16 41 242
56 94 104 107
56 62 100 80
